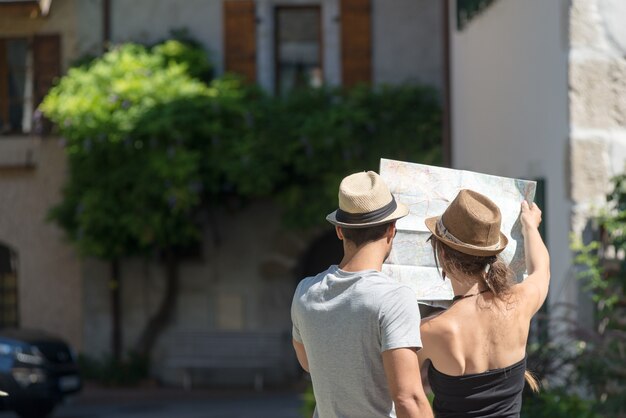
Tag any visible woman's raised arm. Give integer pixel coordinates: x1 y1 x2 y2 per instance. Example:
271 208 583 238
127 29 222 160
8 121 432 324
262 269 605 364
518 201 551 315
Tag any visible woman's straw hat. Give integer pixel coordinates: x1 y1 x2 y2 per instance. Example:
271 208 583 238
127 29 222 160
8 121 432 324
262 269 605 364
425 189 508 256
326 171 409 228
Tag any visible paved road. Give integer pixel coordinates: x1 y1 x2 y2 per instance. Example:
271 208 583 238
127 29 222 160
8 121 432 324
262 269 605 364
0 388 303 418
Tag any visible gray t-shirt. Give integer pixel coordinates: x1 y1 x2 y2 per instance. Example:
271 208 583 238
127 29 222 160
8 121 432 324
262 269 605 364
291 265 422 418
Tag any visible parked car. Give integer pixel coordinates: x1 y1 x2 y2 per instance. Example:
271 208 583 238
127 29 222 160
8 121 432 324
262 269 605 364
0 329 81 418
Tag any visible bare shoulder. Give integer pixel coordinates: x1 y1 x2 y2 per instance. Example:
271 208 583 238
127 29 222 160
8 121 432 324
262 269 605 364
510 281 539 318
419 310 459 365
421 310 458 341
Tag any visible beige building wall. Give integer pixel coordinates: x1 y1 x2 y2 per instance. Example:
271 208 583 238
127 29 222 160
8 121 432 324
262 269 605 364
449 0 573 310
0 0 102 350
0 139 83 350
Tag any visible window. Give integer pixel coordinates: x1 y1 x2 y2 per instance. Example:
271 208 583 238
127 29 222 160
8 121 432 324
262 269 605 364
275 6 322 94
0 34 60 136
0 244 18 328
0 38 34 135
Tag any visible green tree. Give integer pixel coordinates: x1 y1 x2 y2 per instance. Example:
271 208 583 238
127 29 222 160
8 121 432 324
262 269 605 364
42 42 211 360
42 38 443 369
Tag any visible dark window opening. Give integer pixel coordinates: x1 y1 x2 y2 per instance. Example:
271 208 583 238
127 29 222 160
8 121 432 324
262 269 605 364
275 6 323 95
0 38 33 135
0 244 18 328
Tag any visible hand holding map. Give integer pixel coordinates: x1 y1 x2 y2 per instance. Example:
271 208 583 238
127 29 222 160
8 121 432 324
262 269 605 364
379 159 536 303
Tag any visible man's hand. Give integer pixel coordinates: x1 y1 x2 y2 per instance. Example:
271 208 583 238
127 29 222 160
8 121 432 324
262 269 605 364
382 348 434 418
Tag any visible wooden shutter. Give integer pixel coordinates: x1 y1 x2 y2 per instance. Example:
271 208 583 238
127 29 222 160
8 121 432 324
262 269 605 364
340 0 371 87
0 41 8 129
33 34 61 134
223 0 257 82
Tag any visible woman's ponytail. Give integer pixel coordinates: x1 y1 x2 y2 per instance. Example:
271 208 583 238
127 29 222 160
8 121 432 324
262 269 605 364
524 370 540 393
484 256 514 298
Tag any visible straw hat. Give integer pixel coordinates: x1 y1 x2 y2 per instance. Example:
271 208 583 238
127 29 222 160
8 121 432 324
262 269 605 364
424 189 508 256
326 171 409 229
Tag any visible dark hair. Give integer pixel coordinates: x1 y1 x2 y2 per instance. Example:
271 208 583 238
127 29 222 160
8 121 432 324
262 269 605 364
430 236 514 298
341 223 393 247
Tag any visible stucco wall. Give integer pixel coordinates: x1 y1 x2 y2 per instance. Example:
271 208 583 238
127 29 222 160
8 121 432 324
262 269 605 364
450 0 572 309
0 139 83 350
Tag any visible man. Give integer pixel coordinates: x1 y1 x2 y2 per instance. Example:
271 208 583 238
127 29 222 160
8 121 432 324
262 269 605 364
291 171 433 418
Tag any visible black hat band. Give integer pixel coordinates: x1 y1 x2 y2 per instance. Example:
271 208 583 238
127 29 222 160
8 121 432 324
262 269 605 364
335 197 398 224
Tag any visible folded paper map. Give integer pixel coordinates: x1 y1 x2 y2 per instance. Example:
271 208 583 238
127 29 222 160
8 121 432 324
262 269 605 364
379 159 536 303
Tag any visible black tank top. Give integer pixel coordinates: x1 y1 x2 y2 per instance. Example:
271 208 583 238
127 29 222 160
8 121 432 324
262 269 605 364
428 356 526 418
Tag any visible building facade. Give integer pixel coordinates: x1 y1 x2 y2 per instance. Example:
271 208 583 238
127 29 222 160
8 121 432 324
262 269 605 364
0 0 444 384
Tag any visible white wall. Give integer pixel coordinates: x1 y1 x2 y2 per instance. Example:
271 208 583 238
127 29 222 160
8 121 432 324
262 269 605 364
450 0 573 309
372 0 443 91
110 0 224 73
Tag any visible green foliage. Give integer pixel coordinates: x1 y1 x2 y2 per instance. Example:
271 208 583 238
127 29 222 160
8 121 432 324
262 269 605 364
42 43 207 147
266 85 442 227
568 172 626 417
42 42 211 259
522 389 600 418
300 383 316 418
43 39 442 260
152 39 213 81
43 35 442 259
79 352 150 387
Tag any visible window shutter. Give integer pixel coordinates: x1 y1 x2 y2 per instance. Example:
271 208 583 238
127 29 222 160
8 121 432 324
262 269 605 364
33 34 61 135
223 0 257 82
340 0 371 87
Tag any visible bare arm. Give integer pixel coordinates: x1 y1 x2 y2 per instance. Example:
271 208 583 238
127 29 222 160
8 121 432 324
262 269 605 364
292 339 309 372
519 201 550 315
382 348 434 418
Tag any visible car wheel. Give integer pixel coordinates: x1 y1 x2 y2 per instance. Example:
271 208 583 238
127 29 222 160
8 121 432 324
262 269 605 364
15 401 56 418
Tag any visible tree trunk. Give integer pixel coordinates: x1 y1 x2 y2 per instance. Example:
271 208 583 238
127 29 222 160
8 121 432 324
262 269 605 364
111 259 122 361
135 250 180 358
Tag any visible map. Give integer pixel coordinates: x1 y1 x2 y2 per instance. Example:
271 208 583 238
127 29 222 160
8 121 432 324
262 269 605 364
379 159 537 303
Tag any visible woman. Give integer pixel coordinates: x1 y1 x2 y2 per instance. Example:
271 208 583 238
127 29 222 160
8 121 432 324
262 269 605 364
418 189 549 417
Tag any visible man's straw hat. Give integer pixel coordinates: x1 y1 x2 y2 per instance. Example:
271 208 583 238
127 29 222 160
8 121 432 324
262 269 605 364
326 171 409 228
425 189 508 256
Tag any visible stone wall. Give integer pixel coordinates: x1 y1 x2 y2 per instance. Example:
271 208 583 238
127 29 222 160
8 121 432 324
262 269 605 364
570 0 626 235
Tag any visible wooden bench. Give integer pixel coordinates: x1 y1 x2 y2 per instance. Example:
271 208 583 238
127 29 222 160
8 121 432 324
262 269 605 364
166 330 290 390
